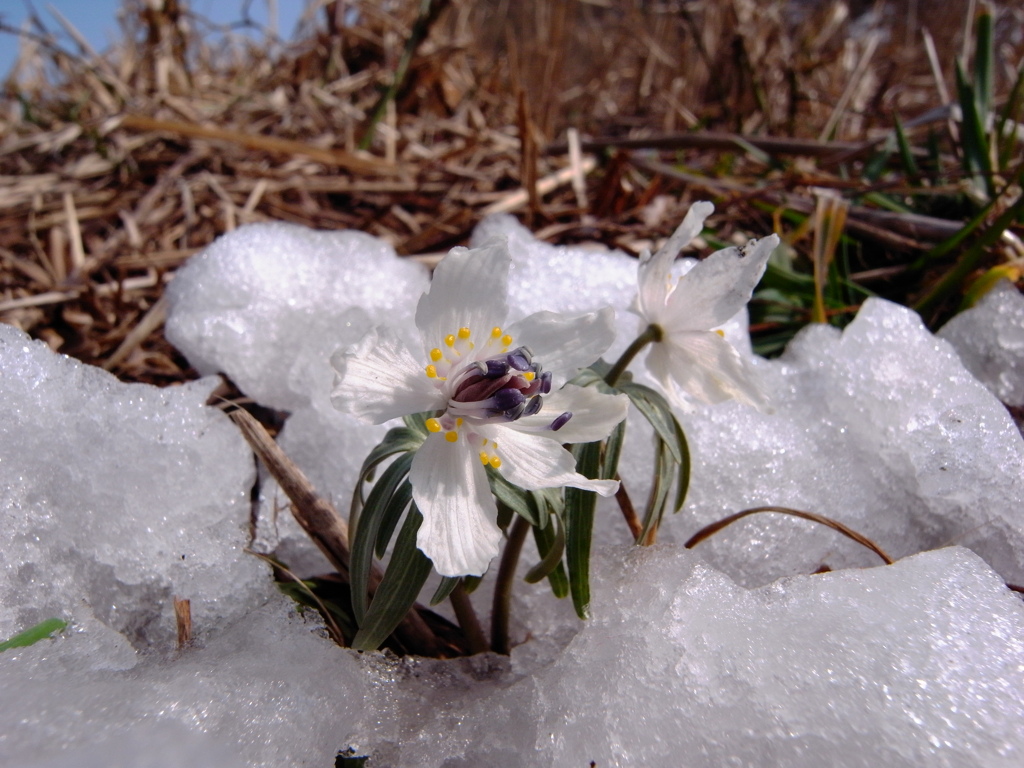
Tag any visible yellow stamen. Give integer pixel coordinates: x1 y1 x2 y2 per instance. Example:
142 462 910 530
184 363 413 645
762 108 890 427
458 327 471 339
456 417 463 426
523 371 535 381
715 329 725 337
444 334 456 347
491 327 502 338
489 456 502 469
425 365 438 378
426 418 442 433
501 334 513 346
430 348 443 362
445 431 459 443
479 451 489 465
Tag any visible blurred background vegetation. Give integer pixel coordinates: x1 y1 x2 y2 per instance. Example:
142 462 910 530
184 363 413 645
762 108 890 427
1 0 1022 382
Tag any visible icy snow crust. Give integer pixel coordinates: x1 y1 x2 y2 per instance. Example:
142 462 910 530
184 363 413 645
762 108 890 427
2 217 1024 766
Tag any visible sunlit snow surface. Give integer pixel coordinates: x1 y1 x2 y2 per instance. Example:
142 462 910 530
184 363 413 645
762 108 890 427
2 219 1024 767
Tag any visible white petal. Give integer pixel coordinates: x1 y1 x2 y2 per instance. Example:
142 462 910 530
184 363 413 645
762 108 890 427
415 237 510 354
661 234 778 332
411 434 503 577
481 426 618 497
514 385 629 444
330 326 439 424
636 201 715 321
505 308 616 380
656 331 768 409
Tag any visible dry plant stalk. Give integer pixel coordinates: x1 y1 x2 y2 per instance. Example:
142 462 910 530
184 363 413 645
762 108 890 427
173 596 192 649
227 407 446 655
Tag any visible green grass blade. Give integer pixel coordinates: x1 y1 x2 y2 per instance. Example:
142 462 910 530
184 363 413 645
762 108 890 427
0 618 67 651
973 6 994 118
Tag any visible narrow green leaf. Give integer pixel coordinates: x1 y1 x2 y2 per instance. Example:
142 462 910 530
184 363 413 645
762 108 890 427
601 419 626 481
525 513 566 585
429 576 461 606
893 115 920 179
351 452 414 623
487 466 541 526
402 412 433 435
531 519 569 597
460 574 482 594
956 60 993 197
616 382 682 463
915 170 1024 319
531 487 564 522
565 441 601 619
374 480 413 559
350 426 424 531
673 417 692 514
639 436 673 541
0 618 67 651
973 6 994 118
352 503 433 651
997 64 1024 171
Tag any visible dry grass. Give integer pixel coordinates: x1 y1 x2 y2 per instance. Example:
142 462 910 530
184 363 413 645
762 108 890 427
1 0 1022 386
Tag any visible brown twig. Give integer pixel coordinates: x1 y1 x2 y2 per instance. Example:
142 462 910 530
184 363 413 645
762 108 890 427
683 505 894 565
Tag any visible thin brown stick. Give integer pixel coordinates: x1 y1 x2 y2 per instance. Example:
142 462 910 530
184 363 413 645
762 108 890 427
614 479 643 542
684 506 894 565
173 596 192 649
120 114 397 176
227 408 446 656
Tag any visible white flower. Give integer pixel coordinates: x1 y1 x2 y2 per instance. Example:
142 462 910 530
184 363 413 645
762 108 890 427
331 237 629 577
635 201 779 409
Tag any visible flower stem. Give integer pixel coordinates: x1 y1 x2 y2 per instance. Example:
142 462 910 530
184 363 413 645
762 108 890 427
614 477 643 541
450 581 489 655
490 514 531 655
604 323 663 387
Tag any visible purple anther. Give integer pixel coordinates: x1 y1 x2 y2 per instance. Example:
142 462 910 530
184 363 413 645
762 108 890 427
504 400 528 420
485 359 510 378
539 371 553 395
523 395 543 417
506 347 532 371
549 411 572 431
493 387 526 411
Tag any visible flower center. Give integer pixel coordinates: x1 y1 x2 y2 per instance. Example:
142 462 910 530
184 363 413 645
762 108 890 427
422 325 572 443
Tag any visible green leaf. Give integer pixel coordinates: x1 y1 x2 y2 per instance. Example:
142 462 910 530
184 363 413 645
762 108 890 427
402 411 433 435
997 64 1024 171
601 419 626 481
893 115 920 179
0 618 67 651
673 417 692 514
956 60 993 197
616 381 682 463
374 480 414 559
350 426 424 532
429 576 461 607
352 503 433 651
486 466 542 526
524 513 566 585
973 5 994 118
565 441 601 619
639 436 673 541
351 452 414 623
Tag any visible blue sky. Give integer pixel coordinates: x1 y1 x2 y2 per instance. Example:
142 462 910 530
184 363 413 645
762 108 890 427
0 1 307 78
